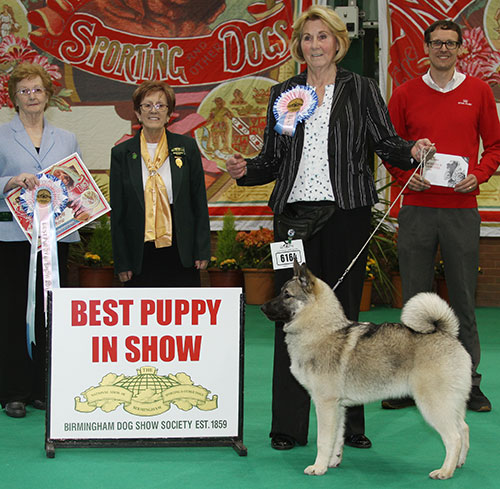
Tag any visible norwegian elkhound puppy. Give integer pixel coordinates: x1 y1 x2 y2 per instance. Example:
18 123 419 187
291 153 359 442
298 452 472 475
261 261 472 480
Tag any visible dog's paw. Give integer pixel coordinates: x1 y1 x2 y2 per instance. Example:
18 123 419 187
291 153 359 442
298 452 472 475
304 464 327 476
429 468 454 480
328 452 342 467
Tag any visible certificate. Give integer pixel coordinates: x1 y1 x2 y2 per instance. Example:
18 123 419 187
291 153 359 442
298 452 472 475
422 153 469 187
5 153 111 246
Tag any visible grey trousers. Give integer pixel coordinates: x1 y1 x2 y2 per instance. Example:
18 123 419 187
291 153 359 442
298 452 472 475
398 206 482 386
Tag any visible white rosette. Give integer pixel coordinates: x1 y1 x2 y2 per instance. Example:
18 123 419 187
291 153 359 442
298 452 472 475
19 173 67 358
19 173 68 218
273 85 318 136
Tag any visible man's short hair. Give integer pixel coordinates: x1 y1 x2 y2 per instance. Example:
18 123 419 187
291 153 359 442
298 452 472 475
424 20 462 45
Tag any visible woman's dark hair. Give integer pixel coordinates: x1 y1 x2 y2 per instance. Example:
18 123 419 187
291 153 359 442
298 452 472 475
132 81 176 118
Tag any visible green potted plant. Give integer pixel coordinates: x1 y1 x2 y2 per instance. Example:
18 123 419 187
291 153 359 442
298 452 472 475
70 215 115 287
208 210 244 287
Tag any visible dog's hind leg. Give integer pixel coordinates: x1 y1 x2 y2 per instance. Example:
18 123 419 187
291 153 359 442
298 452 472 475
304 399 339 476
457 419 469 468
417 400 462 479
328 405 345 468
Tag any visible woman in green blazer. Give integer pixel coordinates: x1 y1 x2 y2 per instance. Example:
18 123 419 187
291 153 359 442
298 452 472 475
110 81 210 287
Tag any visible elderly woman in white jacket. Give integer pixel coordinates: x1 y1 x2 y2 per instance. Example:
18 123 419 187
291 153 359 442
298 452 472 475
0 62 80 419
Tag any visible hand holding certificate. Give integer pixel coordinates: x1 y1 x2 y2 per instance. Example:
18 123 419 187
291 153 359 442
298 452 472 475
5 153 111 246
422 153 468 188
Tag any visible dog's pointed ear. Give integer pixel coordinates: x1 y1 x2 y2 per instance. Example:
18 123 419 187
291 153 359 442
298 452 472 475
295 261 314 290
293 258 301 276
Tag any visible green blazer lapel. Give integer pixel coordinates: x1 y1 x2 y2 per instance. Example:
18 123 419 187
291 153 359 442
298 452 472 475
167 131 185 205
126 133 145 210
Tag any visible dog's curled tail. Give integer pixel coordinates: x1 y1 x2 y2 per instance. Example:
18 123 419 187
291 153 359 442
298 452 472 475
400 292 459 337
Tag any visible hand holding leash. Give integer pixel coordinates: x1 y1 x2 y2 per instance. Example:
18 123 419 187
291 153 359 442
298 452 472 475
411 139 436 162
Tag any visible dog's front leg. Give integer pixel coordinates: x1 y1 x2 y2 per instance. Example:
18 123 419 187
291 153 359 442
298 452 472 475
328 404 345 467
304 399 339 476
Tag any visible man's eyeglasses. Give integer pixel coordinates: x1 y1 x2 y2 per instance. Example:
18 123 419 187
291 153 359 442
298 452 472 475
427 40 460 50
140 103 168 112
17 87 46 97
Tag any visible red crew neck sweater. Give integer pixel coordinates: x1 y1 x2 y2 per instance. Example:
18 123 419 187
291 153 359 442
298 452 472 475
385 75 500 208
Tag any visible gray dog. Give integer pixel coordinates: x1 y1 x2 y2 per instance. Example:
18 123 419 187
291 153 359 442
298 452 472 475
261 261 472 479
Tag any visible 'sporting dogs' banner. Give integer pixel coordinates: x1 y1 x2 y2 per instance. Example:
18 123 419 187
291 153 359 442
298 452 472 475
0 0 314 231
47 287 243 450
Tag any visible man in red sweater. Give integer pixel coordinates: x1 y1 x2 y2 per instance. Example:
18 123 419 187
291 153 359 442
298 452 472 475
384 20 500 412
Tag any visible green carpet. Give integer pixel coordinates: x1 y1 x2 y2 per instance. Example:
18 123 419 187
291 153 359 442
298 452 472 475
1 306 499 489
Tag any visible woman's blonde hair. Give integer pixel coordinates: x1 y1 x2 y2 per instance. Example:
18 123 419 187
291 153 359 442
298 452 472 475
8 62 54 112
290 5 350 65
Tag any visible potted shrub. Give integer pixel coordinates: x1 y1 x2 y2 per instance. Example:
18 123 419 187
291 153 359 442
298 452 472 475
70 215 115 287
207 210 244 287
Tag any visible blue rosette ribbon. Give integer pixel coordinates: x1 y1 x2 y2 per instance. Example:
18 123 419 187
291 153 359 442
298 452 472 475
273 85 318 136
19 174 68 358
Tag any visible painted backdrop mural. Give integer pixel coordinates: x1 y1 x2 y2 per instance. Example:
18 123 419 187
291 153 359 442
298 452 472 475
380 0 500 236
0 0 313 229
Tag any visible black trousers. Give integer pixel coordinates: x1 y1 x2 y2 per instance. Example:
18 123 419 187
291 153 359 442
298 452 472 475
125 235 201 288
0 241 68 405
270 204 371 444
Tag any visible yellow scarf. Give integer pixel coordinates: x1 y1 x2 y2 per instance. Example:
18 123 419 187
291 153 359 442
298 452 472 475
141 130 172 248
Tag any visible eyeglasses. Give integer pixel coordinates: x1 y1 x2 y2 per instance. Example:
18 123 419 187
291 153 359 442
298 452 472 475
17 87 46 97
427 40 460 50
140 103 168 112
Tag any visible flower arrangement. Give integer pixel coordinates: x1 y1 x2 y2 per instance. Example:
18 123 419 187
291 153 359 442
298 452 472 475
209 257 239 270
236 227 274 269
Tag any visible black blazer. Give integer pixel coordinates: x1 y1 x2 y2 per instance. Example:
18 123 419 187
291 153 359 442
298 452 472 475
238 68 416 213
110 129 210 275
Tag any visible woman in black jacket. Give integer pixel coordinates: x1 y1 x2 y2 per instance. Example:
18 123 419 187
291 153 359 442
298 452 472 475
227 5 433 451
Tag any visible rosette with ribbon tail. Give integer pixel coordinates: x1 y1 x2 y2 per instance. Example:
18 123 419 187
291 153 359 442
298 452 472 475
273 85 318 136
20 174 68 358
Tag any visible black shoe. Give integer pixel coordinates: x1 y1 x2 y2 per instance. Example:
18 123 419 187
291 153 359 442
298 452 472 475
344 434 372 449
31 400 46 410
5 401 26 418
381 397 416 409
467 386 491 412
271 435 295 450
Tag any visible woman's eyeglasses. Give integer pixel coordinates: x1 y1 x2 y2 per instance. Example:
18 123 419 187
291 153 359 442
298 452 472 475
140 103 168 112
427 40 460 50
17 87 46 97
